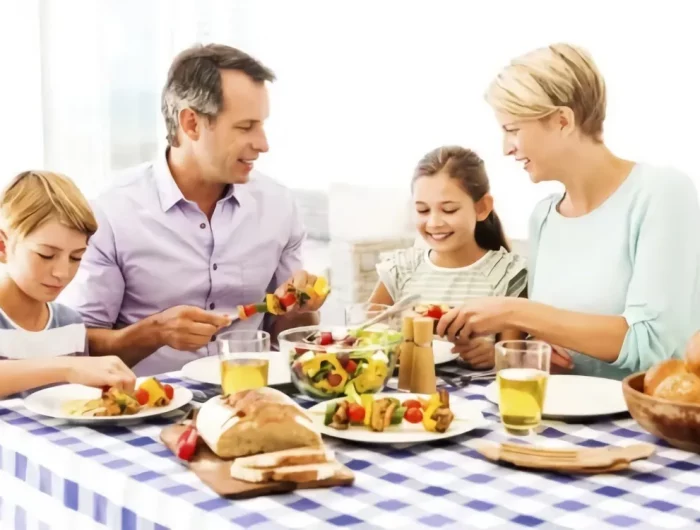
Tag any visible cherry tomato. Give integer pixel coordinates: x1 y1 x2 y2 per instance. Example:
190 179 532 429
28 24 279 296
134 388 149 406
425 305 443 320
345 360 358 374
243 304 257 317
347 403 366 423
101 385 111 393
319 332 333 346
402 399 422 410
164 384 174 400
404 407 423 423
326 373 343 387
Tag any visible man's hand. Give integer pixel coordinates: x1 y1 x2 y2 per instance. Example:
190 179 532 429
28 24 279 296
274 270 328 313
153 306 231 351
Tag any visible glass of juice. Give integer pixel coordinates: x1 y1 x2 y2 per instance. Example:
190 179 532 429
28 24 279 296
495 340 552 435
217 330 271 395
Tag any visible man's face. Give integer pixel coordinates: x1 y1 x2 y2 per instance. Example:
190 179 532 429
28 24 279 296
192 69 270 184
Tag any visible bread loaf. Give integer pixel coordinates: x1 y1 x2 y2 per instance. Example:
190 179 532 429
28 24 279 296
196 387 322 458
643 335 700 405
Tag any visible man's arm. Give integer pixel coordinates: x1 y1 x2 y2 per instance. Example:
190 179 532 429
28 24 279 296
60 207 166 367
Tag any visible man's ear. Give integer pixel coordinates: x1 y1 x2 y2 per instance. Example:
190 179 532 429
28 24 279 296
475 194 494 222
179 108 202 142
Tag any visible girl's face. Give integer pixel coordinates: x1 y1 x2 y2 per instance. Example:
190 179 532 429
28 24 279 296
0 219 88 303
413 171 492 253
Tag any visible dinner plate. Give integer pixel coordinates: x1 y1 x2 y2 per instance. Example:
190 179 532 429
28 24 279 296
484 375 628 419
308 392 487 444
23 379 193 425
181 355 289 386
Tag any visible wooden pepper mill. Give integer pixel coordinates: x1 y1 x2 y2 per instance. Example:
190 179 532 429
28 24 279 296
410 317 436 394
398 313 415 391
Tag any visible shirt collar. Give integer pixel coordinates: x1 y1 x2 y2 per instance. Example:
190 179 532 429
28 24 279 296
154 149 243 212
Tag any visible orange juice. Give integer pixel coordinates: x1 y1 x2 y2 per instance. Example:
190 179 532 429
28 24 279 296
220 358 269 395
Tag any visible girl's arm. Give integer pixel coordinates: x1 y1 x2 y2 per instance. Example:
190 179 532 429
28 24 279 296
368 281 395 305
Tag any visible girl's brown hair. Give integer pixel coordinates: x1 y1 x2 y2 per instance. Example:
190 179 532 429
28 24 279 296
412 146 510 252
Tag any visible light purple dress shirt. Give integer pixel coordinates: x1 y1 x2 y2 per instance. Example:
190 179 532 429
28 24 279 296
60 151 304 375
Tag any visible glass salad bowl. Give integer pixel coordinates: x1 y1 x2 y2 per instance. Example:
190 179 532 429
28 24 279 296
280 325 402 400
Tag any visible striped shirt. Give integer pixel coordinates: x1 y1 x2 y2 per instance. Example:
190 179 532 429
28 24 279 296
376 247 527 306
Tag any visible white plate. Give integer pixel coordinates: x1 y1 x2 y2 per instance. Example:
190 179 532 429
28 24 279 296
23 379 193 425
181 356 289 386
308 392 487 444
484 374 628 418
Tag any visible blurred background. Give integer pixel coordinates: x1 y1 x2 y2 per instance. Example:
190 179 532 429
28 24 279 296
1 0 698 319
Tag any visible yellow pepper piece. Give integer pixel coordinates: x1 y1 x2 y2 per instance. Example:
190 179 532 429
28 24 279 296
138 377 169 407
302 354 348 391
361 394 374 426
313 277 330 297
422 393 441 432
266 294 284 315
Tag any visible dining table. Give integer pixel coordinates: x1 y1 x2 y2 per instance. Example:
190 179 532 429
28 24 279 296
1 366 699 530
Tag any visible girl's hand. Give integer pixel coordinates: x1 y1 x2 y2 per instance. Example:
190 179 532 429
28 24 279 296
453 337 495 370
64 356 136 392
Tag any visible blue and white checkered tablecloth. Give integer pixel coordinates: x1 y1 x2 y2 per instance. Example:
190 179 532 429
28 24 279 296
1 371 700 530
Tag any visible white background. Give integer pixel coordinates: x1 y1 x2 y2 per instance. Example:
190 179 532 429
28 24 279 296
1 0 698 239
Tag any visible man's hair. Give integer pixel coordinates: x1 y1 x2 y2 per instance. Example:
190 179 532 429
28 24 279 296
0 171 97 239
161 43 276 147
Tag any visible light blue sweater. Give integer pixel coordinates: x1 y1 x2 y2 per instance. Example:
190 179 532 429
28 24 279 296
528 163 700 379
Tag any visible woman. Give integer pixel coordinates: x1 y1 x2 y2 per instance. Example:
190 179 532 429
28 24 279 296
436 43 700 379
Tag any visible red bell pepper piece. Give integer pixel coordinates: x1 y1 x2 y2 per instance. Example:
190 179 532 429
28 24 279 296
176 425 199 462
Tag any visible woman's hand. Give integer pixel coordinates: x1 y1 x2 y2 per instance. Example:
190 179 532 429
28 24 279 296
452 337 495 370
436 298 522 342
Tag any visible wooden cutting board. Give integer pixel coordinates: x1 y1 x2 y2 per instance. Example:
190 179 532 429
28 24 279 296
160 424 355 499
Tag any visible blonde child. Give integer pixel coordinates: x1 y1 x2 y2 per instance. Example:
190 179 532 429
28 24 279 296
369 146 526 369
0 171 135 399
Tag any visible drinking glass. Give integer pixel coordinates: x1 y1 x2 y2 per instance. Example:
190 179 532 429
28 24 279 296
217 330 271 395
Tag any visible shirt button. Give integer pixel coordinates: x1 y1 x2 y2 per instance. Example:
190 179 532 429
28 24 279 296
209 302 215 310
199 223 206 229
213 264 218 271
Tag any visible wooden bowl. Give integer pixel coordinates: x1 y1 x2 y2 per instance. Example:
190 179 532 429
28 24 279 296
622 372 700 453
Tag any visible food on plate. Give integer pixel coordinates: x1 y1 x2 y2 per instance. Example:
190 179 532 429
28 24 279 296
323 387 455 433
287 326 401 399
196 387 322 459
413 303 452 332
643 340 700 404
236 277 330 320
229 447 350 484
61 377 174 417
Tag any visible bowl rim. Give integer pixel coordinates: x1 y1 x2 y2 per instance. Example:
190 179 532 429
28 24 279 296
622 370 700 411
279 325 402 354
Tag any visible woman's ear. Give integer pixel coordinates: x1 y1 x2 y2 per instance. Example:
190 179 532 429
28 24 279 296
0 230 8 264
475 194 494 222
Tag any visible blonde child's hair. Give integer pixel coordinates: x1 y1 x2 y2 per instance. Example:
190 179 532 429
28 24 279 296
0 171 97 239
485 43 607 140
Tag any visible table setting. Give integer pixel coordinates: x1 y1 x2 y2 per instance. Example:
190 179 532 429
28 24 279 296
1 293 700 529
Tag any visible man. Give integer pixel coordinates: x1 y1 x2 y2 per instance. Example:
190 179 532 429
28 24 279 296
61 43 324 375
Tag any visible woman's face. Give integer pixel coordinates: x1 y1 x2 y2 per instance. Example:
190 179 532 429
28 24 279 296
496 111 571 183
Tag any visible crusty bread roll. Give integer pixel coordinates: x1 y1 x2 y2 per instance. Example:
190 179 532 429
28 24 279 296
686 332 700 377
644 359 687 396
196 387 322 459
653 373 700 404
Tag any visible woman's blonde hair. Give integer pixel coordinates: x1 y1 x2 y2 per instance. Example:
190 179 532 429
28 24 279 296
0 171 97 239
486 43 606 140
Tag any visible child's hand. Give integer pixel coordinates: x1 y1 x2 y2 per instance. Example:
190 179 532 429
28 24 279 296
453 337 495 370
64 356 136 393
